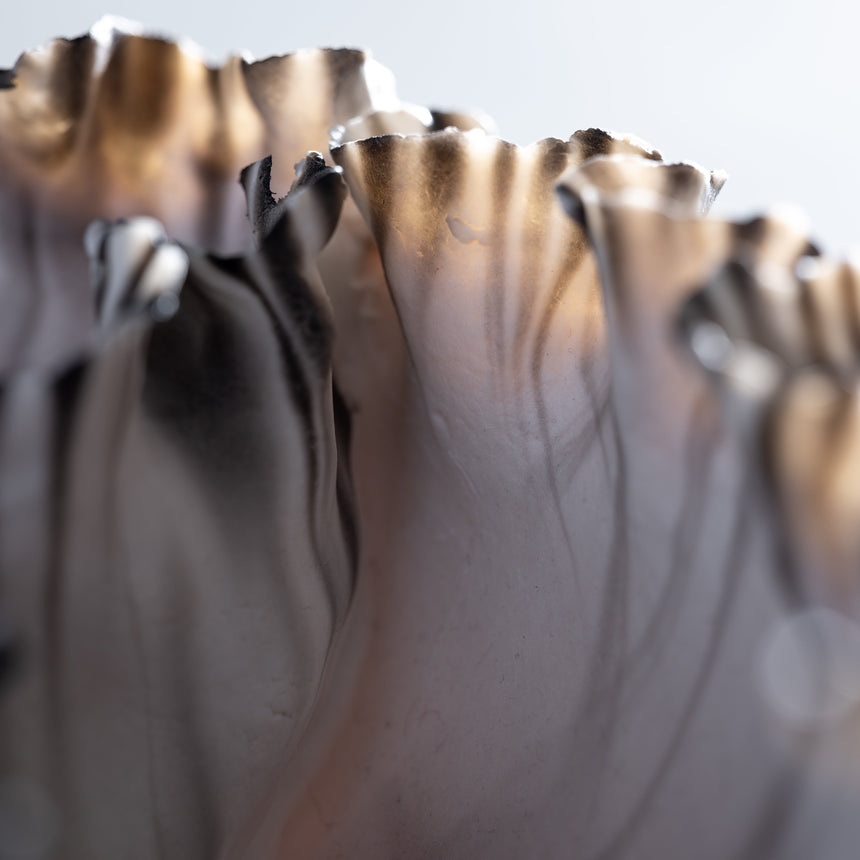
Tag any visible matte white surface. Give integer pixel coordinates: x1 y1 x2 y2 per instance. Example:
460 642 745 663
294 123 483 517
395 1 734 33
0 2 857 251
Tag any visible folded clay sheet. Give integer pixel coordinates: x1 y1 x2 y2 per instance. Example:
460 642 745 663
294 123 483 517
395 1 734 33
1 17 859 860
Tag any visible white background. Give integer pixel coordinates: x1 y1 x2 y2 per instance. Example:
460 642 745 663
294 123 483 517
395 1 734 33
2 2 858 253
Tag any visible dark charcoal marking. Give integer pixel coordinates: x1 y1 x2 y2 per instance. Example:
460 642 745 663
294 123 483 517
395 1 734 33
353 135 398 262
332 383 358 580
724 262 771 348
339 129 452 379
664 164 704 206
89 227 109 315
240 255 356 613
289 163 347 257
556 183 586 227
595 479 754 860
734 217 769 246
0 69 16 88
513 138 572 365
0 623 22 692
485 140 516 376
245 269 318 446
259 212 336 372
529 231 589 381
295 152 333 187
415 133 467 303
802 240 822 258
242 154 344 257
240 156 279 240
143 269 273 489
224 254 323 532
571 128 613 158
145 254 329 602
47 361 88 643
239 53 292 133
537 138 576 180
48 36 97 137
693 288 719 327
528 231 591 589
140 250 334 852
677 288 720 349
98 37 181 136
429 110 484 133
571 128 662 162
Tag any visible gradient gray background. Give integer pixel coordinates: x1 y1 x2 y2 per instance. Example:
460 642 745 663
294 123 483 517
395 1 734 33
2 2 857 252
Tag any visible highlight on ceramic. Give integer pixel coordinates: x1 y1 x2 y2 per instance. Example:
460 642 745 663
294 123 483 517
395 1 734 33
0 16 858 860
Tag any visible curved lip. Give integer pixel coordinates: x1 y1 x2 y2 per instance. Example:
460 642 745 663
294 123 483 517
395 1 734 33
329 102 498 148
680 273 860 394
329 122 492 153
0 18 396 190
673 225 860 410
556 156 858 406
329 105 439 149
329 124 667 158
1 15 381 77
557 153 728 224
